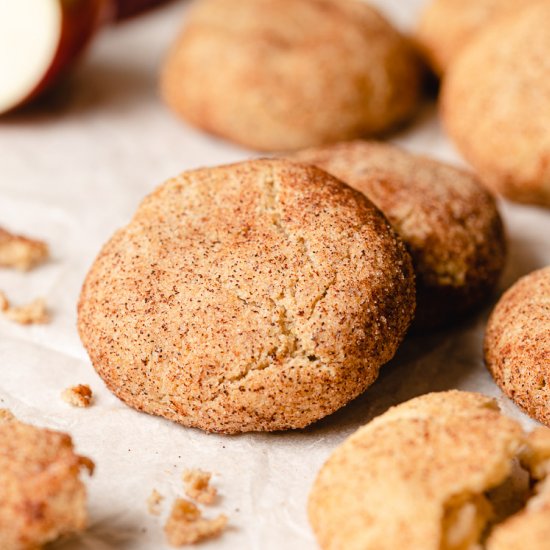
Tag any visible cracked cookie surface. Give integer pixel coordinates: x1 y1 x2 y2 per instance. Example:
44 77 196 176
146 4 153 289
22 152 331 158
78 159 415 433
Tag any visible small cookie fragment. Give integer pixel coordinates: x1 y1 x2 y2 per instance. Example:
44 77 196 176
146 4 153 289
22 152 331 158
0 409 14 421
0 227 49 271
484 266 550 426
183 469 216 505
61 385 93 408
147 489 164 516
0 413 93 549
164 498 227 547
3 297 50 325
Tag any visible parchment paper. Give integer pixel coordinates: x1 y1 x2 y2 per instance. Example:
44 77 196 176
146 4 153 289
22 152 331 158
0 1 549 548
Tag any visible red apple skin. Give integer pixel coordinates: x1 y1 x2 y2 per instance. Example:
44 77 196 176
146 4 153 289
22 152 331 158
3 0 105 114
112 0 174 20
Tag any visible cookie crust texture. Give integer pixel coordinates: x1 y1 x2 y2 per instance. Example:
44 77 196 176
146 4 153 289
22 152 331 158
308 391 525 550
293 141 506 330
485 266 550 426
0 413 92 550
416 0 527 75
442 2 550 207
160 0 422 151
78 159 415 434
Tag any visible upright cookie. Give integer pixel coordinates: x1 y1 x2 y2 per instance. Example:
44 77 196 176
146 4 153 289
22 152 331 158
416 0 526 75
485 266 550 425
442 3 550 207
78 159 415 434
161 0 422 151
293 141 506 330
309 391 550 550
0 412 93 549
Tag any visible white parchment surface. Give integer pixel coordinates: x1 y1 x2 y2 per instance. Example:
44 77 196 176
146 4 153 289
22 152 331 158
0 1 549 548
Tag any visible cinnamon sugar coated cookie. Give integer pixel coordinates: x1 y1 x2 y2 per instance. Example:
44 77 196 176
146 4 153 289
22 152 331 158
0 411 93 549
160 0 422 151
416 0 526 75
293 141 506 329
485 266 550 425
78 159 415 434
308 391 550 550
442 3 550 207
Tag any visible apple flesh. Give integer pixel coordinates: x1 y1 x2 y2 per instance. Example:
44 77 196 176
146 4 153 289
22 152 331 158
0 0 104 114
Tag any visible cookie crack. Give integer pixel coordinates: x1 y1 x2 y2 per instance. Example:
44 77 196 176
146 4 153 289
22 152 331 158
262 169 339 323
261 170 302 351
211 170 344 388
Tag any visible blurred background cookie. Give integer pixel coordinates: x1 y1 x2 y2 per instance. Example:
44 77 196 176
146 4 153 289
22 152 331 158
416 0 526 75
293 141 506 330
308 391 538 550
442 2 550 208
78 159 415 434
160 0 423 151
485 266 550 426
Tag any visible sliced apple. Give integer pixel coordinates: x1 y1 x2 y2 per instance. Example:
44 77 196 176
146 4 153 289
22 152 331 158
0 0 103 114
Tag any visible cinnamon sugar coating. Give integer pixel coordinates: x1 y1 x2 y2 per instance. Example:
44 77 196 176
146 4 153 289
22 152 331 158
293 141 506 329
485 266 550 426
78 159 415 433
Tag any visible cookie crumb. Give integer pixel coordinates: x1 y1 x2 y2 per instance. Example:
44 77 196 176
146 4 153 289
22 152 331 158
78 455 95 475
4 297 49 325
62 385 93 408
164 498 227 546
0 409 14 422
0 291 8 312
183 469 217 505
147 489 164 516
0 227 49 271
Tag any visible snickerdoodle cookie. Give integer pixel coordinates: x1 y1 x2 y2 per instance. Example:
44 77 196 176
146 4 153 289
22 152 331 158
293 141 506 330
416 0 526 75
0 411 93 550
309 390 550 550
78 159 415 434
442 3 550 208
160 0 422 151
485 266 550 426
